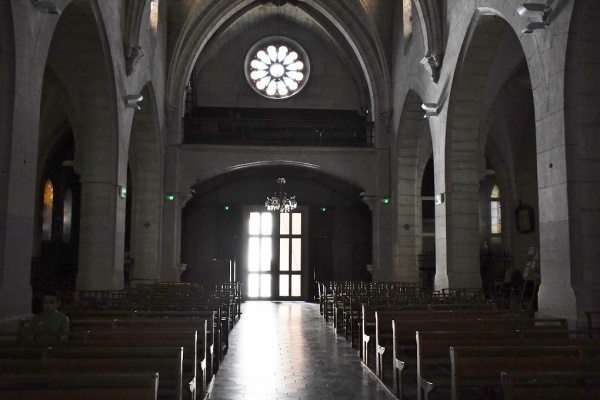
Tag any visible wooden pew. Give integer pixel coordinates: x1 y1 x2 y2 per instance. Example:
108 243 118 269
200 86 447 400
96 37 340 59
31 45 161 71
375 308 503 379
417 331 600 400
362 302 505 367
3 327 205 399
113 317 216 376
0 372 159 400
450 345 600 400
362 304 429 366
500 370 600 400
73 329 203 399
0 346 184 400
68 293 228 364
391 318 568 399
70 315 216 381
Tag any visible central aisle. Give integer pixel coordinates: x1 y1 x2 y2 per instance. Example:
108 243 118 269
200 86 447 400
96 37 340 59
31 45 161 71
208 301 394 400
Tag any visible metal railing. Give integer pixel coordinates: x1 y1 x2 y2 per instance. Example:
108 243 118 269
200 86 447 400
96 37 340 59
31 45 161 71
182 117 374 147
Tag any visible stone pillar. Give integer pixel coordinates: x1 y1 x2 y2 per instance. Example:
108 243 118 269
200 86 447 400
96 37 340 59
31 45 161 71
443 182 482 288
362 196 393 281
161 192 192 282
76 181 126 290
129 161 163 285
394 175 420 283
433 157 482 290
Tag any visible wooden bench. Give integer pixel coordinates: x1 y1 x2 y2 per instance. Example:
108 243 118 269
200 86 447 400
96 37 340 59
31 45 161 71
501 370 600 400
362 303 505 367
16 316 212 398
0 372 159 400
362 304 430 366
391 318 568 399
0 346 184 400
66 307 224 367
375 308 503 379
417 331 600 400
70 329 203 399
70 315 216 380
450 345 600 400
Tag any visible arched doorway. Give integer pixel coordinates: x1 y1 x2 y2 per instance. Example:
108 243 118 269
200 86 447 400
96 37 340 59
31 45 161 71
181 166 371 301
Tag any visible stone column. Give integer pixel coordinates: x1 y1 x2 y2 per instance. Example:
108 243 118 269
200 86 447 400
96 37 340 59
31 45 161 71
443 182 482 288
161 192 193 282
395 174 420 283
76 180 126 290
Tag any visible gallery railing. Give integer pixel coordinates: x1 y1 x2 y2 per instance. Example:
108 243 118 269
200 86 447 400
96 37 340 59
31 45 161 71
182 117 374 147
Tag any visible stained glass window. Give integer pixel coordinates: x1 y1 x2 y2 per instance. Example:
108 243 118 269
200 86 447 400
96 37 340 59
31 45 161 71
42 180 54 241
245 37 310 99
63 188 72 242
491 185 501 235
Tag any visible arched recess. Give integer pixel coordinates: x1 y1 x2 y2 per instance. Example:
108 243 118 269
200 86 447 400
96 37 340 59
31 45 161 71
477 60 540 294
33 130 80 308
31 65 81 304
165 0 390 144
180 164 370 301
563 0 600 321
442 13 526 289
127 82 163 286
192 4 370 112
45 0 123 290
394 90 433 283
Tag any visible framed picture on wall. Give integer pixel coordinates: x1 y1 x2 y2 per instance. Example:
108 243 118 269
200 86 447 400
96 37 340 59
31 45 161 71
515 203 535 233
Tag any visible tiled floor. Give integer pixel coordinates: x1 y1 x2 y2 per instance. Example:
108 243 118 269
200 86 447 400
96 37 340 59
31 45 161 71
208 301 395 400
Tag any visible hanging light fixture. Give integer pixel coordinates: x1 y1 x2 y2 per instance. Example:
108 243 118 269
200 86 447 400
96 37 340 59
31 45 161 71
265 177 297 213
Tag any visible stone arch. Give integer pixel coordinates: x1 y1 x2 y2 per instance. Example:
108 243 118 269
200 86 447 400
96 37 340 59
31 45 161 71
182 162 370 297
478 61 540 280
442 13 515 289
190 160 366 197
394 90 433 282
128 82 163 285
165 0 390 143
45 0 123 290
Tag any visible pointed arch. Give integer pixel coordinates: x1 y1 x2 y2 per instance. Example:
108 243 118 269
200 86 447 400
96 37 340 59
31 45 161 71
443 13 512 288
166 0 390 144
393 90 433 282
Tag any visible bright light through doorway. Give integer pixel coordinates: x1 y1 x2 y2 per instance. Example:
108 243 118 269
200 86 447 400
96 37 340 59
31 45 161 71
247 210 303 299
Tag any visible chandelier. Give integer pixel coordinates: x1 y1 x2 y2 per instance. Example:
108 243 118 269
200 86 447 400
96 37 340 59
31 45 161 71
265 177 297 213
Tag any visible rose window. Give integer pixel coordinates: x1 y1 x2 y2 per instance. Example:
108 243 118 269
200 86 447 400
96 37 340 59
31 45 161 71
245 37 310 99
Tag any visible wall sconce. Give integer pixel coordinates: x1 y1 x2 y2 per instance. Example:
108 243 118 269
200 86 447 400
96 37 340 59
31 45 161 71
517 3 551 33
31 0 61 15
422 103 440 118
118 186 127 198
124 94 144 110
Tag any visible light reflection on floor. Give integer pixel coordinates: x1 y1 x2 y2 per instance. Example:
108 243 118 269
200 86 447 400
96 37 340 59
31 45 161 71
208 301 394 400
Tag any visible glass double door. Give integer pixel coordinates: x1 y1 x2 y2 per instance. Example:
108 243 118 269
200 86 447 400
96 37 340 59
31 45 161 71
246 209 303 299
